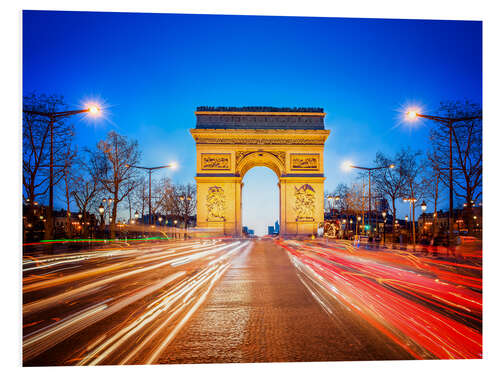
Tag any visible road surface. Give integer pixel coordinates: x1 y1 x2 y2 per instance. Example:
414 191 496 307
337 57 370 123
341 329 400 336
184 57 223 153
23 238 482 366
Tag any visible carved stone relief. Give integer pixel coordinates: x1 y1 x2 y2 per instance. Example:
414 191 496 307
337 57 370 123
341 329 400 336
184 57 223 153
294 184 316 221
291 153 319 170
206 186 226 221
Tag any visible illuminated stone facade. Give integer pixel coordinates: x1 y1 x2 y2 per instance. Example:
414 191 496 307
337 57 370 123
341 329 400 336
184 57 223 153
191 107 330 236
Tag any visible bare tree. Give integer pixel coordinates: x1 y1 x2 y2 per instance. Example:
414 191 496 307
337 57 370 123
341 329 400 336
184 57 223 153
429 100 482 233
372 151 407 230
162 183 196 230
150 177 173 219
333 183 351 213
89 131 141 238
421 150 444 241
60 141 77 238
72 152 102 238
23 94 74 237
345 181 367 234
399 147 425 247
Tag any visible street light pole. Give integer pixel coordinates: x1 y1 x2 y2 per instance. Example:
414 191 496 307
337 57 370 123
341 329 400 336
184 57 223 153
126 163 175 225
382 211 387 244
406 111 482 246
421 201 427 241
349 164 394 238
23 106 101 240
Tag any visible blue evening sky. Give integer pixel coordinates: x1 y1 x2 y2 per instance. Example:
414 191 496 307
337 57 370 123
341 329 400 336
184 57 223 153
23 11 482 235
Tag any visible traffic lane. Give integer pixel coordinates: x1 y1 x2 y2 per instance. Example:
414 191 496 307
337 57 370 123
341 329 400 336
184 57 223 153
315 239 482 290
161 239 413 364
23 239 231 307
279 239 482 359
23 239 251 366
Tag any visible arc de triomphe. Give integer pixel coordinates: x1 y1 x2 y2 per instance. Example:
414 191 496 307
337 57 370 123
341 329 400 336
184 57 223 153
191 107 330 236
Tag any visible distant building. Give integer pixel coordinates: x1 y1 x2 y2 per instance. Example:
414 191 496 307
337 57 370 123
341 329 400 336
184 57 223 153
268 226 275 235
417 206 482 234
248 229 254 236
274 220 280 234
242 226 248 235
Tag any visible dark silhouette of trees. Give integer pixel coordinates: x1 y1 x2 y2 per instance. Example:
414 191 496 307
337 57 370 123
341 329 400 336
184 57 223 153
23 93 75 238
89 131 141 239
429 100 482 233
372 151 407 230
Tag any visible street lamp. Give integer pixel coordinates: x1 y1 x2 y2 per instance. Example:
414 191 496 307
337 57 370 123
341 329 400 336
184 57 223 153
344 163 395 238
98 204 105 229
420 201 427 238
126 163 175 225
382 211 387 244
179 194 193 239
405 109 482 246
23 104 101 240
102 198 113 225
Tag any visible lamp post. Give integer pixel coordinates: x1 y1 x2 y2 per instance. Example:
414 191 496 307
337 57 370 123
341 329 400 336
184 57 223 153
126 163 176 225
179 194 192 239
327 195 333 219
403 197 417 247
346 163 395 238
98 204 105 235
23 105 101 240
405 110 482 246
382 211 387 244
78 213 83 237
102 198 113 225
420 200 427 240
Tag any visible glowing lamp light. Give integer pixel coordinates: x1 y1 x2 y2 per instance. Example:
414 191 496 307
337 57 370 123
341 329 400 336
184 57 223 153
341 160 353 172
405 108 420 121
89 106 100 114
421 201 427 212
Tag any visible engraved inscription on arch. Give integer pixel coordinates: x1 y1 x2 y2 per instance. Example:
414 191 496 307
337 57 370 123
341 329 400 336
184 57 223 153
201 153 231 170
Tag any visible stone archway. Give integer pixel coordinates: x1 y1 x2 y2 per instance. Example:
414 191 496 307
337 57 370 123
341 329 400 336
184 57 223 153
191 107 330 237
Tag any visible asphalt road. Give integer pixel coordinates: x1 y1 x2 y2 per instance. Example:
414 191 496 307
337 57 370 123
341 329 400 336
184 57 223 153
22 237 482 366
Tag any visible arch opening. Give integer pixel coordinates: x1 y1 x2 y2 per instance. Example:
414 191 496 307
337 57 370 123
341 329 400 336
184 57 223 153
241 166 280 237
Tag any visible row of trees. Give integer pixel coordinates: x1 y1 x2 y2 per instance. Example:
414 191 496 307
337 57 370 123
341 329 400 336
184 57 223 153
23 93 195 240
327 100 482 241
